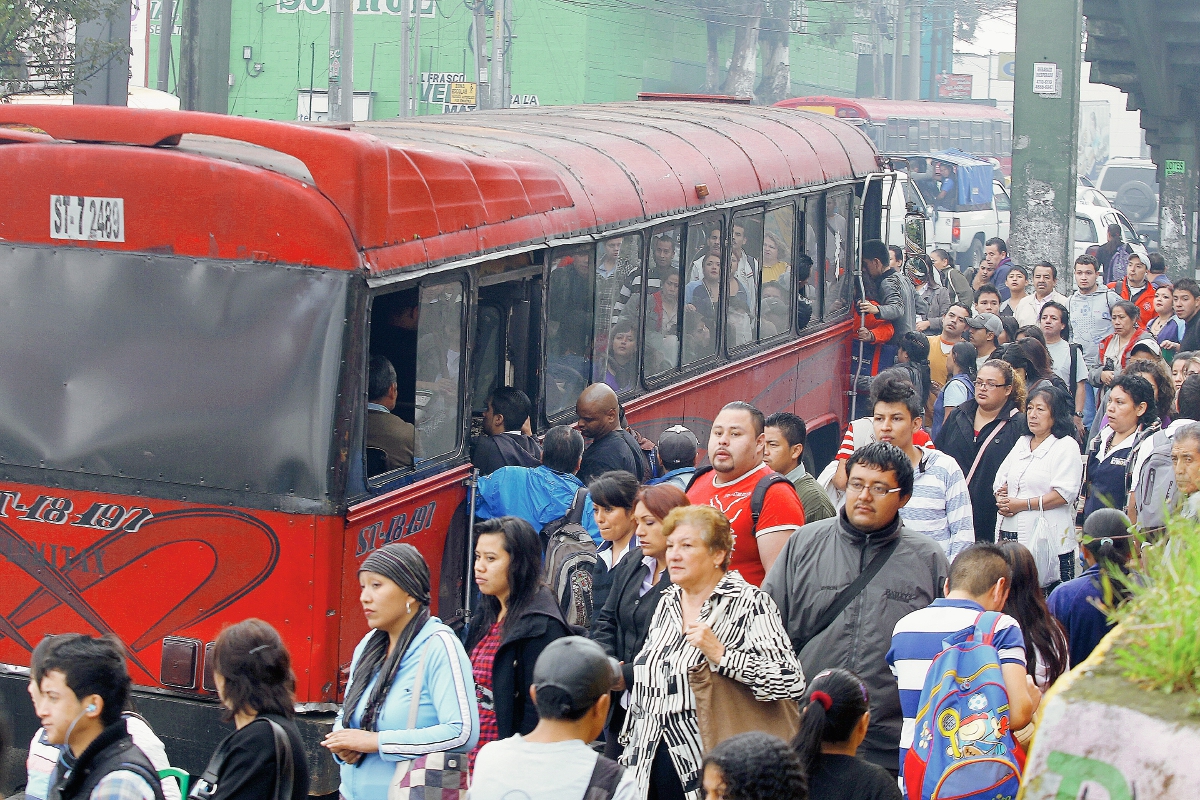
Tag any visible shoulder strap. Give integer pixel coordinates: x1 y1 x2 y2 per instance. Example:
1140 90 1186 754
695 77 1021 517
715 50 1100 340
965 414 1012 484
112 761 167 800
971 611 1002 647
567 486 588 526
406 640 433 729
795 537 900 653
1070 341 1079 385
265 719 295 800
750 473 794 533
685 464 713 491
583 755 626 800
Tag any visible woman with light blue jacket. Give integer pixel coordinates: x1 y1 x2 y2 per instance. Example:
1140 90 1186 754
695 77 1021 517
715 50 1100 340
322 543 478 799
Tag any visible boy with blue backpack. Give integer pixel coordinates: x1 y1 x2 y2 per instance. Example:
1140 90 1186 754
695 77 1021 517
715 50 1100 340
886 544 1041 799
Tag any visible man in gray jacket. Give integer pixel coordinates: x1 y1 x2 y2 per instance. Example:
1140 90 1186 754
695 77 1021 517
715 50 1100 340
763 442 949 777
858 239 917 339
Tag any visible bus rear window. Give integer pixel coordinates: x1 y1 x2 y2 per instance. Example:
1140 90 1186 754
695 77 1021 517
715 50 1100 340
0 244 350 505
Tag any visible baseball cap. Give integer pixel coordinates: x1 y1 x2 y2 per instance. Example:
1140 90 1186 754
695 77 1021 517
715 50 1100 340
532 637 621 714
1130 338 1162 357
657 425 699 470
967 313 1004 336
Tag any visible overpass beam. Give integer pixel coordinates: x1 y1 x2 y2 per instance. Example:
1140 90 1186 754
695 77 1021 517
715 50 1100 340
1010 0 1084 272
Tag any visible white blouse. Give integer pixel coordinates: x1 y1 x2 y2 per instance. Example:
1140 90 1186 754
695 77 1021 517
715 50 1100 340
992 434 1084 553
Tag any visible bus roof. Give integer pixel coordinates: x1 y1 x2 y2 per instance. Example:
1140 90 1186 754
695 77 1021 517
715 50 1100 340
774 96 1010 122
0 103 878 276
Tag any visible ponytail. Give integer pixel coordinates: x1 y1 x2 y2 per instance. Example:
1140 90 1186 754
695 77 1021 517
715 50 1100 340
790 668 870 777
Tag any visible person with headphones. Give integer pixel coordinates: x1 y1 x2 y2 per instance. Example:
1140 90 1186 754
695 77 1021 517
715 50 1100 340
33 634 167 800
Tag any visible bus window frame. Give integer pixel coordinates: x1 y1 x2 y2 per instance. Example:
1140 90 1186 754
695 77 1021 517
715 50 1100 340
756 200 800 345
357 271 471 499
641 222 686 385
726 205 767 356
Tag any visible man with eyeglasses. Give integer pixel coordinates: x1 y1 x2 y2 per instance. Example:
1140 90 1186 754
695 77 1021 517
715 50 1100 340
765 441 950 778
926 302 970 413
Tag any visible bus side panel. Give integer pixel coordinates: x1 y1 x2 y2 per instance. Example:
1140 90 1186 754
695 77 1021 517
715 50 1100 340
339 467 470 689
625 322 854 450
0 481 325 698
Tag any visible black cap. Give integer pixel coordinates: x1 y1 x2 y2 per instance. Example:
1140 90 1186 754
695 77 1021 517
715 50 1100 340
532 637 621 714
657 425 699 470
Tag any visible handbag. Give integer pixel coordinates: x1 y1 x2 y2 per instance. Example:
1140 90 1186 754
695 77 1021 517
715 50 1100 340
388 632 468 800
687 662 800 752
1027 497 1060 588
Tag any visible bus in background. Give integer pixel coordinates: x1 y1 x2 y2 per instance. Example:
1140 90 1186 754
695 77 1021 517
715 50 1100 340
775 96 1012 178
0 102 885 792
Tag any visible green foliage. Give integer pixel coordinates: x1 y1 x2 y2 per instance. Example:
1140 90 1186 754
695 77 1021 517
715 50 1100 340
1110 518 1200 703
0 0 128 99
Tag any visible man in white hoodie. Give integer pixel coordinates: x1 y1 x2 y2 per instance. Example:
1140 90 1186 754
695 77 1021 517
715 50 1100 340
1068 254 1120 428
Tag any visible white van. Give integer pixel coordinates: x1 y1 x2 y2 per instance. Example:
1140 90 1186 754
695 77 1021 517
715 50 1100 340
1074 203 1148 264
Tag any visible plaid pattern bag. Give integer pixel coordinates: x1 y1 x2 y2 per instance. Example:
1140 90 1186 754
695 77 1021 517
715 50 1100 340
388 634 468 800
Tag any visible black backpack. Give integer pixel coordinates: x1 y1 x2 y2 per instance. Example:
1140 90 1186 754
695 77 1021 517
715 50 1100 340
686 467 798 533
539 487 598 628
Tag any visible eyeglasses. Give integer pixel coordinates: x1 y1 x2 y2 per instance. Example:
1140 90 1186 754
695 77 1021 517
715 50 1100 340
846 480 903 498
974 379 1011 390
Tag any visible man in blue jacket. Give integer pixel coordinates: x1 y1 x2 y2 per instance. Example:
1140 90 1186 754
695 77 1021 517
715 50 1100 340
476 425 601 543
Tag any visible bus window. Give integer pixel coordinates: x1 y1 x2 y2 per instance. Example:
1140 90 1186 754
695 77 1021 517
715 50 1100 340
682 216 722 365
804 195 824 322
762 203 797 337
593 233 643 394
972 121 985 151
472 304 504 415
824 191 852 319
727 210 763 350
414 281 465 460
643 226 683 378
918 120 930 152
546 245 594 417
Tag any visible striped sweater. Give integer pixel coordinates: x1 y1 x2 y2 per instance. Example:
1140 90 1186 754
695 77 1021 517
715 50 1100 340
898 447 975 560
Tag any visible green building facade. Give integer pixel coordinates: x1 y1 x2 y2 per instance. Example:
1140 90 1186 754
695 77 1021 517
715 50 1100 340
148 0 860 119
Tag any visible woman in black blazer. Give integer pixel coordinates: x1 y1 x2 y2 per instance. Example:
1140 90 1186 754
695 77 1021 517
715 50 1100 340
590 483 689 758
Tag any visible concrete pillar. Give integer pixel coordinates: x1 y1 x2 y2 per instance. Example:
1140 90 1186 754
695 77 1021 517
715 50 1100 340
1155 121 1199 279
180 0 232 113
1009 0 1083 274
73 0 132 106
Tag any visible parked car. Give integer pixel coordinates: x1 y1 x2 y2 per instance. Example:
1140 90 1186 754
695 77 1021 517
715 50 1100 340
1097 157 1159 244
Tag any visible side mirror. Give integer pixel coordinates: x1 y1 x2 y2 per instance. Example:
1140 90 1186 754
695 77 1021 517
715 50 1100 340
904 202 928 255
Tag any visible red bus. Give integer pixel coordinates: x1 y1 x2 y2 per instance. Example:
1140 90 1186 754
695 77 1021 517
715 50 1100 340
0 102 884 792
774 96 1012 176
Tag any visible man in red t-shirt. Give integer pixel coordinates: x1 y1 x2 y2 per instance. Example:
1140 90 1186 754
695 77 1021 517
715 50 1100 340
686 401 806 585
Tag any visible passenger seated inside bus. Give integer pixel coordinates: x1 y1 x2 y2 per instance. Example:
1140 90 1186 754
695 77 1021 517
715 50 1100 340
365 355 416 476
683 311 714 363
602 319 639 393
371 290 420 424
758 282 789 338
646 270 681 368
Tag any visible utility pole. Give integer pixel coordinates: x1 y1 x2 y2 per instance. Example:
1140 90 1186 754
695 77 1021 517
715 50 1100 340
907 3 920 100
892 0 904 100
1009 0 1082 273
156 0 174 93
399 0 411 116
474 1 488 109
491 0 505 109
328 0 354 121
412 0 422 115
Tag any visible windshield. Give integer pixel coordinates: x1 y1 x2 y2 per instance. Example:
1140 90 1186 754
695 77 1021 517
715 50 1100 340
0 244 351 508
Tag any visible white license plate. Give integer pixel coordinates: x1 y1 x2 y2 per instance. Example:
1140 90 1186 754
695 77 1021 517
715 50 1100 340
50 195 125 242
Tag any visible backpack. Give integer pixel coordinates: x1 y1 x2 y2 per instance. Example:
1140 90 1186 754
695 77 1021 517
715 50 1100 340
686 466 797 532
1109 244 1131 283
904 612 1023 800
540 487 597 628
1132 429 1177 532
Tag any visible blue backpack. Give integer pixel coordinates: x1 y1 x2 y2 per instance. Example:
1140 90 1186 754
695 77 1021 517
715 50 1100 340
903 612 1024 800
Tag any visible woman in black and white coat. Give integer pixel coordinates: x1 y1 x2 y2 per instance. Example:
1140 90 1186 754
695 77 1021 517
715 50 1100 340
619 505 805 800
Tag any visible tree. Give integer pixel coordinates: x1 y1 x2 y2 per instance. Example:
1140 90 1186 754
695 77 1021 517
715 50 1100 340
1 0 128 99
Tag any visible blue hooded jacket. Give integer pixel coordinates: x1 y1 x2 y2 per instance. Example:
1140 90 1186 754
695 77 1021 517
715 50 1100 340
333 617 479 800
475 465 602 544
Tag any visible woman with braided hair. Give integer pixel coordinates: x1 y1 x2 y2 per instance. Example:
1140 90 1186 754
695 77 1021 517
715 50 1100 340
790 669 901 800
323 543 478 800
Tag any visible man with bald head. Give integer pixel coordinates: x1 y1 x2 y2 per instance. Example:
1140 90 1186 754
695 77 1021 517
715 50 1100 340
575 384 649 484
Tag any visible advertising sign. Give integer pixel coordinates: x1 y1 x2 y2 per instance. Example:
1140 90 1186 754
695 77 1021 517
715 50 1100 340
935 73 973 100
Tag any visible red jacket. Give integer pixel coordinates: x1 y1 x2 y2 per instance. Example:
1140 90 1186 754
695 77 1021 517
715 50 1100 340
1097 330 1155 370
1108 279 1156 329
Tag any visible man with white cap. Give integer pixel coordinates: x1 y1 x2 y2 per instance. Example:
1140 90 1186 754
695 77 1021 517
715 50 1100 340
647 425 698 491
469 637 636 800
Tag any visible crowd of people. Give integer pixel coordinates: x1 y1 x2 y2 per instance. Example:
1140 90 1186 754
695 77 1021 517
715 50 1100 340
24 236 1196 800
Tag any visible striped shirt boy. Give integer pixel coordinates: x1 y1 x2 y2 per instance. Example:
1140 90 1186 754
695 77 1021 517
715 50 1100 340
899 446 974 560
887 599 1026 784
